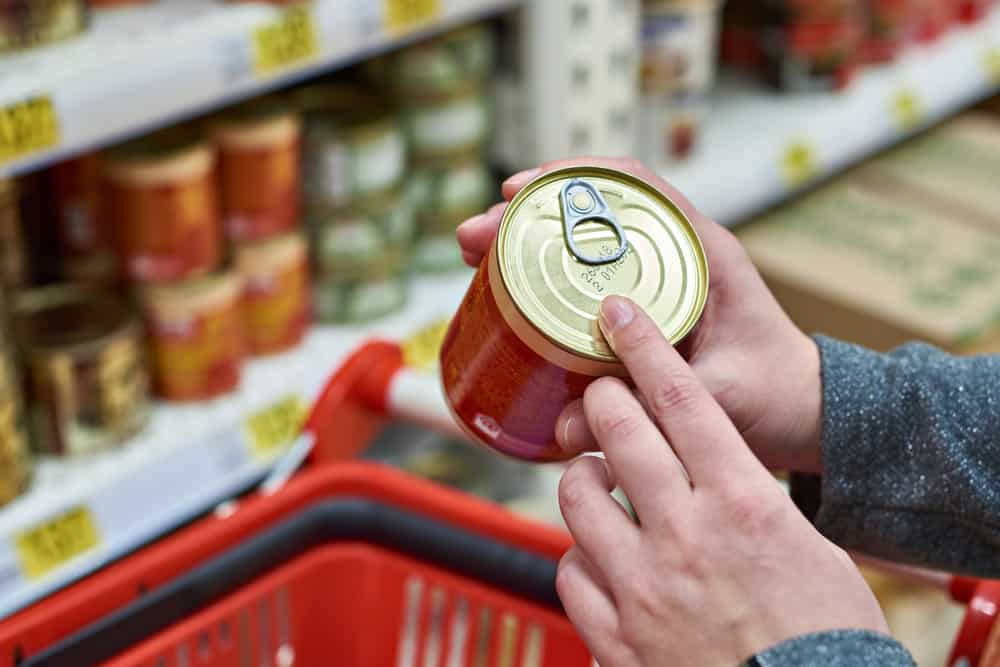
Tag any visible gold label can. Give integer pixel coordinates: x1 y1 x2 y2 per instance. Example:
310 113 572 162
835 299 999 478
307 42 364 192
14 287 150 457
440 166 708 461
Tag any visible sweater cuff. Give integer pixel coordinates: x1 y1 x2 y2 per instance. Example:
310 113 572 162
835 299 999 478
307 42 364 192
744 630 915 667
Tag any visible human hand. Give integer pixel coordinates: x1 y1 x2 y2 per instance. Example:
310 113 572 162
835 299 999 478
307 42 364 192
555 296 888 666
457 157 823 473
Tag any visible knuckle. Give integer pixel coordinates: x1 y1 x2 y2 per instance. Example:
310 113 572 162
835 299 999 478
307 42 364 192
725 492 787 538
645 374 703 417
594 410 643 442
558 466 590 515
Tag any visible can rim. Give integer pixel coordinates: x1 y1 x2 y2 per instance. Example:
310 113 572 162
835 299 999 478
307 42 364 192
12 285 139 358
496 165 709 363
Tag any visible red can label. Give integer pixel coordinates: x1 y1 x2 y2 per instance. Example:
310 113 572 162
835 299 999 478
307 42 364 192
219 137 300 242
241 253 310 356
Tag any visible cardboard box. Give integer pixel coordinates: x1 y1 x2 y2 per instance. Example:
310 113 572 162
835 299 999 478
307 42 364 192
737 183 1000 354
852 112 1000 234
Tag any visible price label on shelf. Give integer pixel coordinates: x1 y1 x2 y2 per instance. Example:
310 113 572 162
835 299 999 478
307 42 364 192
402 318 450 372
252 7 319 76
781 141 818 189
891 89 925 132
244 395 308 460
15 506 100 580
0 96 60 165
984 47 1000 84
385 0 442 32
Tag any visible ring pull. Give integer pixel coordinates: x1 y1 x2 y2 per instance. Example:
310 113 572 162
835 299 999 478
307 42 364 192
560 179 629 265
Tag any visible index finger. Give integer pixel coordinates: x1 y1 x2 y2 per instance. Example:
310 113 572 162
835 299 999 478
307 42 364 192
598 295 764 486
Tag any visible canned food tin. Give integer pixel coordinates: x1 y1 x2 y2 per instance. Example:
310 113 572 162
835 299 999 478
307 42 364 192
234 232 310 356
313 272 408 325
403 88 491 164
140 271 243 402
53 154 118 285
295 84 407 212
408 159 493 236
412 235 465 274
310 190 416 275
105 129 223 283
13 286 150 457
214 98 301 243
0 315 31 506
860 0 912 63
0 178 28 288
372 23 495 100
0 0 88 53
639 0 722 164
441 167 708 462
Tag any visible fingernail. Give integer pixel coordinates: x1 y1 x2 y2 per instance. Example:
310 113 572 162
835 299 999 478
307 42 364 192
599 297 634 338
559 416 574 450
502 167 541 188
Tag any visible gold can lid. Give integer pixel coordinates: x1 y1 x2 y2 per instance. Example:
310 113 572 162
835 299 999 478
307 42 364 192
496 166 708 363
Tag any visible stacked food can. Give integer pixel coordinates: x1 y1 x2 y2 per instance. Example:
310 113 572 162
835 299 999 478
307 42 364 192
296 83 412 323
0 0 88 53
372 24 496 273
0 294 31 507
639 0 724 165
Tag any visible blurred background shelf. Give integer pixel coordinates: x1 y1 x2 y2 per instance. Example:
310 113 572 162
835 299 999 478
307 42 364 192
0 271 474 620
0 0 521 177
663 11 1000 225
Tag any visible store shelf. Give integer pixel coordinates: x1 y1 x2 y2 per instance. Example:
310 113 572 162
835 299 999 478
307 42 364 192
0 271 474 620
664 10 1000 226
0 0 520 177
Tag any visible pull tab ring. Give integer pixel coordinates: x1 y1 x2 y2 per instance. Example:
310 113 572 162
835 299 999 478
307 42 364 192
560 179 629 265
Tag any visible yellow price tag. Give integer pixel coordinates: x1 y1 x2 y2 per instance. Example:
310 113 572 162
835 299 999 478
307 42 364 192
385 0 442 32
781 141 818 189
0 96 60 165
15 506 100 580
891 89 925 132
402 318 450 372
984 48 1000 85
244 395 308 459
253 7 319 76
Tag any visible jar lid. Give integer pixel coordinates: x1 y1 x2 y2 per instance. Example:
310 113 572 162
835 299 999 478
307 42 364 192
495 166 708 363
12 285 136 357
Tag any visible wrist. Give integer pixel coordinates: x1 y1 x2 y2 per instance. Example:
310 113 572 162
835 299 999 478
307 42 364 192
780 332 823 474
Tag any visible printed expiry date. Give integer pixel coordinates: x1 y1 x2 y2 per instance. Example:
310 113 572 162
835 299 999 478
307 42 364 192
579 244 632 293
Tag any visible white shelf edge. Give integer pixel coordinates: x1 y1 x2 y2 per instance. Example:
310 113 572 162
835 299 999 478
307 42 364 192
0 0 521 177
661 10 1000 226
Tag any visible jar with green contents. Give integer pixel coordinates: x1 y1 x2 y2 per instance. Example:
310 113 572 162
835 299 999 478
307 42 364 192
294 84 407 212
402 86 492 165
313 252 408 324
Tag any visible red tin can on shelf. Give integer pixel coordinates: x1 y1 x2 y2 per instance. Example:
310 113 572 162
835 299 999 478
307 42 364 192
234 232 310 357
440 167 708 462
139 271 244 402
52 153 119 285
105 129 222 283
214 98 301 243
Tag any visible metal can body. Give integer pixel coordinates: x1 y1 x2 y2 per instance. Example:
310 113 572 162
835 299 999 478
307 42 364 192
215 102 301 243
52 154 119 285
13 287 150 457
297 85 407 212
0 316 31 505
140 272 243 402
372 24 495 100
0 179 28 289
403 88 491 164
313 273 407 325
639 0 722 164
105 133 222 283
235 233 310 356
440 167 708 462
0 0 88 53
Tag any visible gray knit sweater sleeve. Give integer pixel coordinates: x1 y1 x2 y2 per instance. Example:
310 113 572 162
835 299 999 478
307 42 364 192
807 335 1000 576
747 336 1000 666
